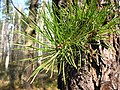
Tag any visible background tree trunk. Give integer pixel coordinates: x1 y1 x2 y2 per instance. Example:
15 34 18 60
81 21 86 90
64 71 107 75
24 0 38 90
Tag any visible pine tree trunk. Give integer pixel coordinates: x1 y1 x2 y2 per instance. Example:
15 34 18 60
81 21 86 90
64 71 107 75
54 0 120 90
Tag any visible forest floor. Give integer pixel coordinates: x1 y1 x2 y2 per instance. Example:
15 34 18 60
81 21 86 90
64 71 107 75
0 79 58 90
0 72 58 90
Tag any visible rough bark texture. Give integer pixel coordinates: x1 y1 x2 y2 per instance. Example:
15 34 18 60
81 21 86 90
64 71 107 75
54 0 120 90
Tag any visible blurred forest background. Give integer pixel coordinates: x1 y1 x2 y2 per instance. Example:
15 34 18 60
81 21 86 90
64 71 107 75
0 0 57 90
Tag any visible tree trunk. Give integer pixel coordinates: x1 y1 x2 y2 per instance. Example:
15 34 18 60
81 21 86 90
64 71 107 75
54 0 120 90
24 0 38 90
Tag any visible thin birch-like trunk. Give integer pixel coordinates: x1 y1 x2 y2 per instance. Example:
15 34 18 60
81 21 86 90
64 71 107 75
1 21 5 61
18 5 22 44
5 15 9 71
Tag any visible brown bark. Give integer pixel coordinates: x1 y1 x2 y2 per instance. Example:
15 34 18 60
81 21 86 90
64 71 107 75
54 0 120 90
24 0 38 90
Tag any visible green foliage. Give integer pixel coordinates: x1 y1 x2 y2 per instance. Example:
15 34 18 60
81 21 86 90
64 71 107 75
21 0 120 84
